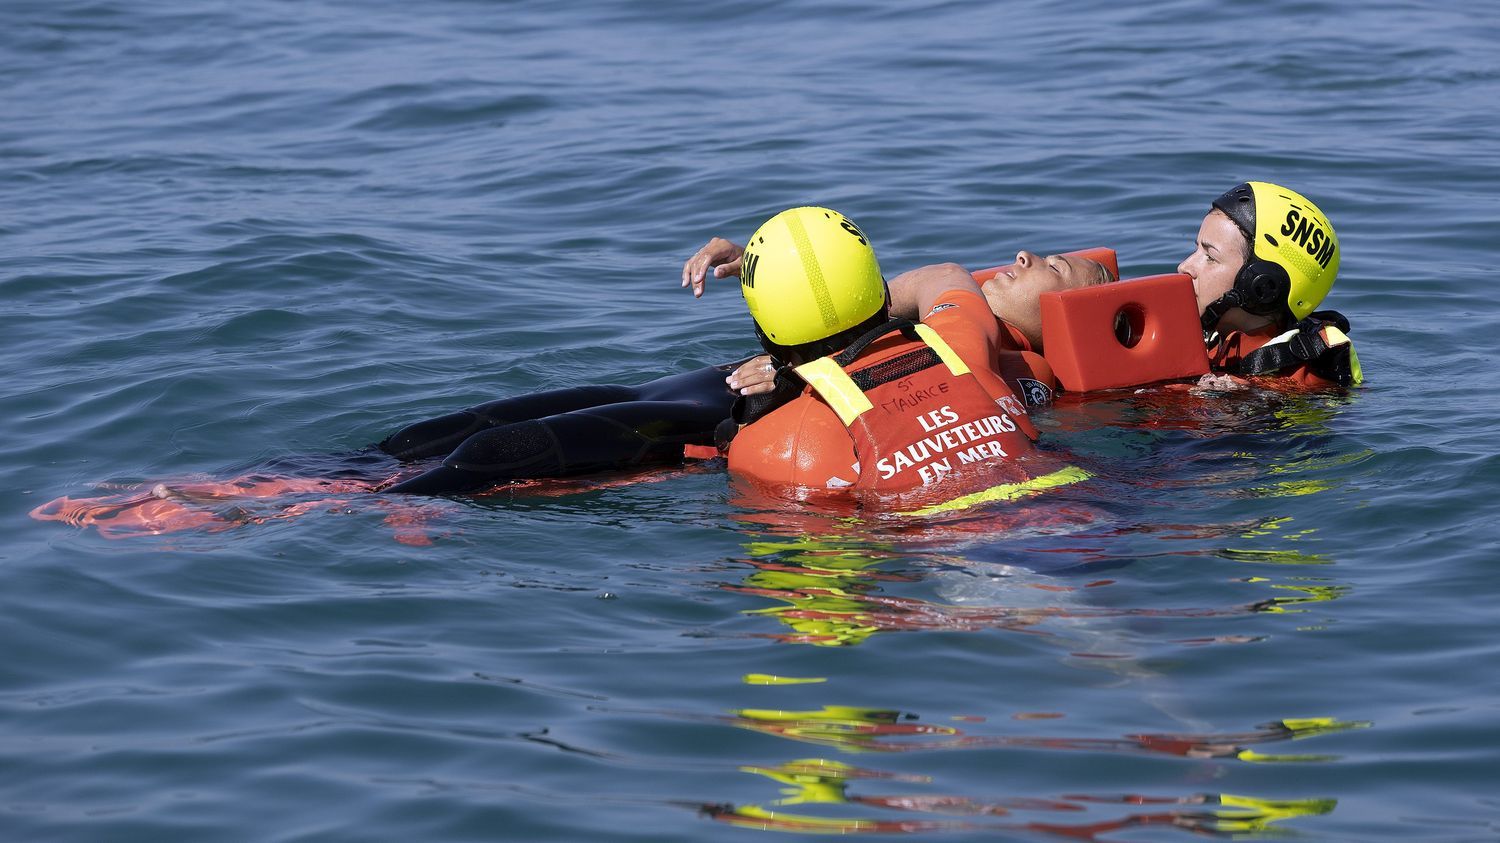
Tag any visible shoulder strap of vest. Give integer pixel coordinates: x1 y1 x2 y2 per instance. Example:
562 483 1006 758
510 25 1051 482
1235 311 1361 386
732 320 933 429
832 318 921 367
793 320 975 425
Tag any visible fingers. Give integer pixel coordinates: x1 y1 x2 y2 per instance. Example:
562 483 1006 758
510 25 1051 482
681 240 717 292
725 355 777 395
713 254 744 279
681 246 707 290
680 237 744 298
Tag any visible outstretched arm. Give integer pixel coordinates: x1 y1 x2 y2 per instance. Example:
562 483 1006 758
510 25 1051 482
888 262 981 318
681 235 776 394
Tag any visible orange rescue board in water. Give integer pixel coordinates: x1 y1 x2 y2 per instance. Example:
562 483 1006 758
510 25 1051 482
1040 273 1210 392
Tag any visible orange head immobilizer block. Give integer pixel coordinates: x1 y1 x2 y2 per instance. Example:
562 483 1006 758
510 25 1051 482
1040 273 1210 392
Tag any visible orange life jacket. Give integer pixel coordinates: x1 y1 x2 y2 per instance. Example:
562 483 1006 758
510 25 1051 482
790 319 1037 493
1210 310 1361 388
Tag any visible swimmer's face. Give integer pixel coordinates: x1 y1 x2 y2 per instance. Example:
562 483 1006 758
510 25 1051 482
981 250 1112 350
1178 209 1250 316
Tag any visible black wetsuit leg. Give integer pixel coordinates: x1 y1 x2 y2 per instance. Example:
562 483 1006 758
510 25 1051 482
378 385 639 460
381 364 736 495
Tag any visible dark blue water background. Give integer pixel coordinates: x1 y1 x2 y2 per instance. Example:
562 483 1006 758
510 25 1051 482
5 1 1499 840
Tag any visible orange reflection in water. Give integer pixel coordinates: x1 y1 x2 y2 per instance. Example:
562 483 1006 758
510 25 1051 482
28 473 426 541
28 455 723 544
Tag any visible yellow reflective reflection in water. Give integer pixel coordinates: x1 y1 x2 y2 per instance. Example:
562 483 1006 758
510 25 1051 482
1221 547 1329 565
743 674 827 686
704 752 1340 837
1252 581 1351 614
729 532 917 647
729 705 958 752
704 793 1338 837
694 699 1363 836
721 700 1369 758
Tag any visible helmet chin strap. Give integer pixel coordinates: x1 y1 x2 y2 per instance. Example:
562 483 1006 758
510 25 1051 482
1200 289 1245 336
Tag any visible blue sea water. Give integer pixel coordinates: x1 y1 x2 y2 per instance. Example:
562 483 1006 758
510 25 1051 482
5 0 1500 840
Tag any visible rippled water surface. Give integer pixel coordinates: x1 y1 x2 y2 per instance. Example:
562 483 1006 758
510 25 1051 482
6 1 1500 840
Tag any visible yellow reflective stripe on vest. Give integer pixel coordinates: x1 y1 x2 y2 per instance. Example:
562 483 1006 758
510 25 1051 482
900 465 1090 516
1323 325 1362 385
795 325 969 426
913 323 970 376
793 357 873 426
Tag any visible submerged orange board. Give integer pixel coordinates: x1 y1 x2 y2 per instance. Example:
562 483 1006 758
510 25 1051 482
1040 273 1210 392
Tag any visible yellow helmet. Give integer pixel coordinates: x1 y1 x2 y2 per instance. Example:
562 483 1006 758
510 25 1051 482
1211 182 1340 323
740 207 886 348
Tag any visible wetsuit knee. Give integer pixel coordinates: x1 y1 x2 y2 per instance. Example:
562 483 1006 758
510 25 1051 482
384 414 645 495
446 412 677 476
383 463 499 496
384 419 562 494
445 419 566 475
378 411 492 461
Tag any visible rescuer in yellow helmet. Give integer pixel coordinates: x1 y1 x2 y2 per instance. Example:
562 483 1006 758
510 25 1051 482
737 206 890 365
1178 182 1360 387
705 206 1062 499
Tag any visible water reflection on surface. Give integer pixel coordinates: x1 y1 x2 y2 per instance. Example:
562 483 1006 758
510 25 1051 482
683 698 1363 838
687 387 1371 837
718 522 1350 650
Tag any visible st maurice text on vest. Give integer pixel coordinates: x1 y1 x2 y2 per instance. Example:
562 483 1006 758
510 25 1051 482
874 405 1019 486
880 381 950 414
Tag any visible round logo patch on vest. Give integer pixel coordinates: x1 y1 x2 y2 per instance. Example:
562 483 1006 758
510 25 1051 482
1015 377 1053 407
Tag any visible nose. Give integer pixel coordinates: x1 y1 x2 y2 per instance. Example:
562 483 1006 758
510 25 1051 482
1176 253 1193 277
1015 250 1037 268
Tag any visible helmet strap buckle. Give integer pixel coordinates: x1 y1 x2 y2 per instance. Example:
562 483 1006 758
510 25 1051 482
1200 290 1244 334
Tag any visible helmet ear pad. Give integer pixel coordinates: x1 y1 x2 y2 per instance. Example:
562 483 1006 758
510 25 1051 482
1232 259 1291 320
